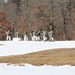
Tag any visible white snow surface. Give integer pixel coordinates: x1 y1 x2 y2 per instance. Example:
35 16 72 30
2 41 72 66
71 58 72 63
0 41 75 56
0 63 75 75
0 41 75 75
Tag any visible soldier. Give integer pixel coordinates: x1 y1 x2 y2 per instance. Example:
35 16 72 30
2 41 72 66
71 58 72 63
42 30 47 41
6 30 11 40
49 23 53 29
39 29 43 41
30 30 38 41
15 31 19 38
23 31 28 41
48 30 54 42
35 31 41 41
30 31 33 40
32 31 37 41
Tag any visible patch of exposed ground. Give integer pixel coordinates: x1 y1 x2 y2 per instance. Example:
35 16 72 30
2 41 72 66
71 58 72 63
0 48 75 66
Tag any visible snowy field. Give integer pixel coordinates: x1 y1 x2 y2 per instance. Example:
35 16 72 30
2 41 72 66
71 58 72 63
0 41 75 75
0 41 75 56
0 63 75 75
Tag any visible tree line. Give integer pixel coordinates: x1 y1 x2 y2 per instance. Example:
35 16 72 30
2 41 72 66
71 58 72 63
0 0 75 40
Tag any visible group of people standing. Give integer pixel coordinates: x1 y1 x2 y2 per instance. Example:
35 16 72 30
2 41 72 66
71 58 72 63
6 30 19 41
6 25 54 42
29 29 54 42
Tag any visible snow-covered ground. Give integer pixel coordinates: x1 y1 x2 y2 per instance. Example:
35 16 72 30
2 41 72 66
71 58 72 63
0 41 75 56
0 63 75 75
0 41 75 75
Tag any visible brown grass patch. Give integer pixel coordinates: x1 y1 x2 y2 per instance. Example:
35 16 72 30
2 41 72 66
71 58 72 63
0 48 75 66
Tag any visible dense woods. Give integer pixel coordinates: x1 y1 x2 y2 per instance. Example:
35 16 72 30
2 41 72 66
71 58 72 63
0 0 75 40
0 10 10 40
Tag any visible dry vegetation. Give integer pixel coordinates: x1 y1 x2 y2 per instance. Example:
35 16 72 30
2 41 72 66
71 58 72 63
0 48 75 66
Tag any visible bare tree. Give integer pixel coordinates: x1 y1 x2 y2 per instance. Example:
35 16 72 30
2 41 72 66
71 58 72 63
58 2 67 40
